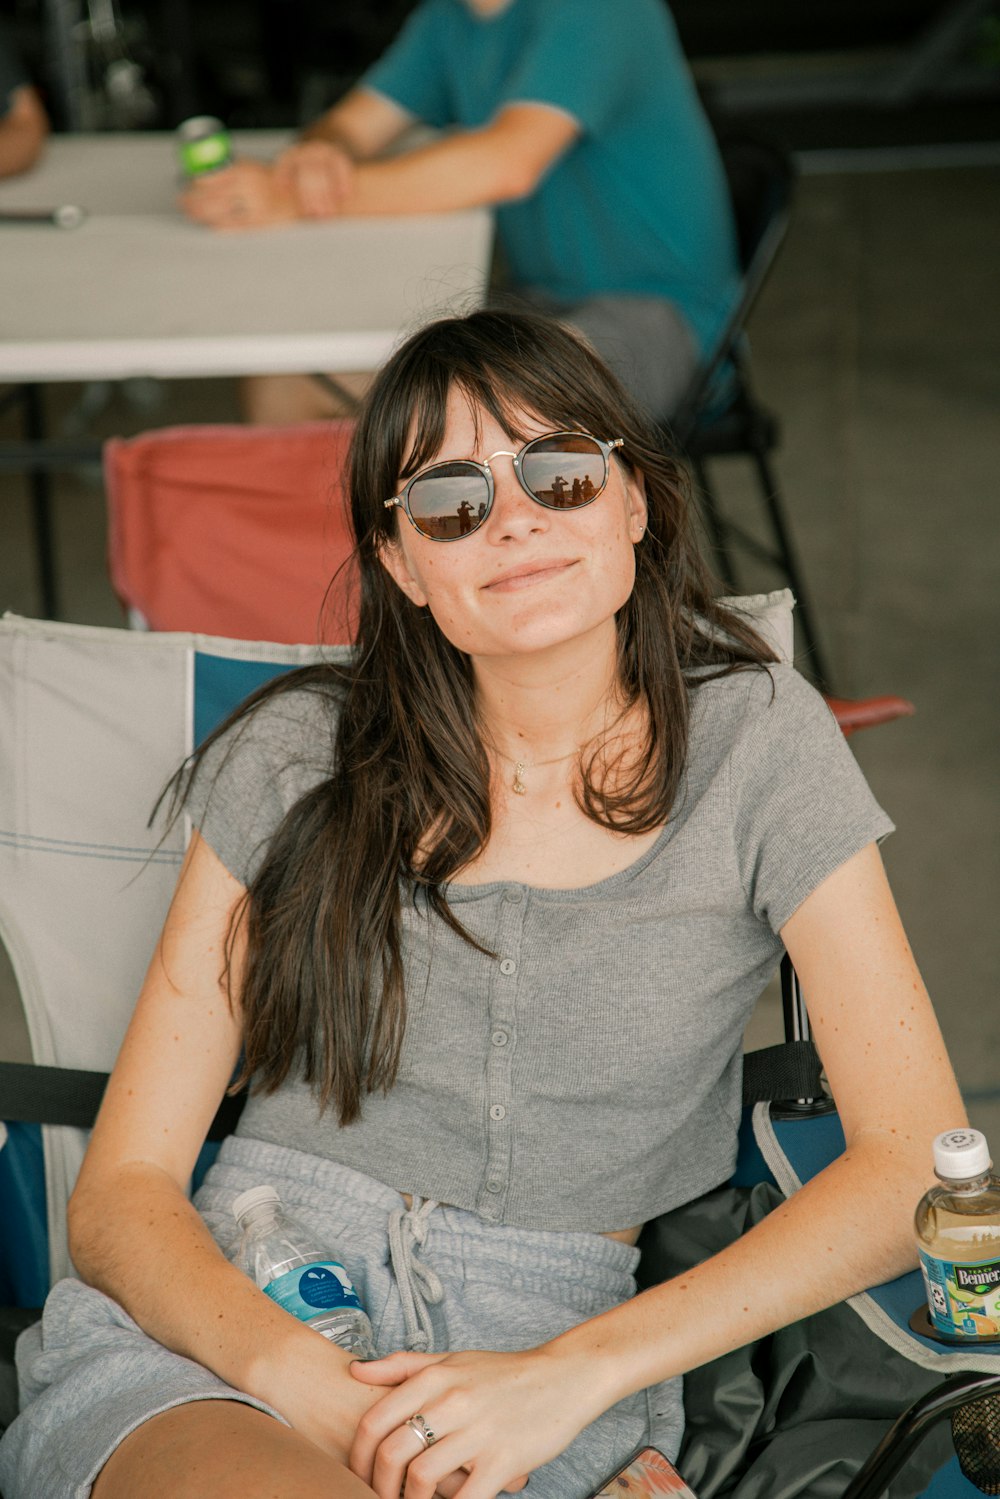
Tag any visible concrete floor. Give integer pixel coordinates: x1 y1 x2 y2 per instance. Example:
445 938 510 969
1 154 999 1145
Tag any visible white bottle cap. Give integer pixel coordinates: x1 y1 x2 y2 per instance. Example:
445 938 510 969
232 1185 280 1222
933 1129 992 1180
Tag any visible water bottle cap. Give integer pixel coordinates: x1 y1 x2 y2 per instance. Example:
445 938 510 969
232 1185 280 1222
933 1129 992 1180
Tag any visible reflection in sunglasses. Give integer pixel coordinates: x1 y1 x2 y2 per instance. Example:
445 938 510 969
391 433 622 541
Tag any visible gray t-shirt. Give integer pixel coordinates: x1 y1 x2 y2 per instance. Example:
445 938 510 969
185 664 892 1233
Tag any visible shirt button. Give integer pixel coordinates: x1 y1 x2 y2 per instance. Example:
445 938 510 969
489 1104 507 1121
503 887 523 905
486 1179 503 1193
491 1029 509 1047
499 958 517 976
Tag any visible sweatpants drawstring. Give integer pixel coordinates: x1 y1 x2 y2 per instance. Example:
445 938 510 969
386 1196 443 1352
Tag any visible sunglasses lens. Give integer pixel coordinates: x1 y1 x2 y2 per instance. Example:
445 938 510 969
520 435 606 509
406 462 490 539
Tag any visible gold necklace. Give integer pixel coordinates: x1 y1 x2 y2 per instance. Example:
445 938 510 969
493 742 596 796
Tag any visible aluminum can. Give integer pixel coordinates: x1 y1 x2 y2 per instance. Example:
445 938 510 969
176 115 233 178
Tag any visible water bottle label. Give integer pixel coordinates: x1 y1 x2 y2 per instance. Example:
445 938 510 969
919 1248 1000 1337
263 1260 364 1322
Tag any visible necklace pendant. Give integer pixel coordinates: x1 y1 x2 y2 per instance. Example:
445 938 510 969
512 762 527 796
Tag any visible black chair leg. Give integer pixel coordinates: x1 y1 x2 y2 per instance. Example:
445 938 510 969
22 385 59 621
750 443 831 689
692 458 737 591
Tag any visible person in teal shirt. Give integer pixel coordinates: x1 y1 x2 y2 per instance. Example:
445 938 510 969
183 0 740 425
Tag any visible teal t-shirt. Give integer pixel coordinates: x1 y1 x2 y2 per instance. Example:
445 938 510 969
361 0 741 357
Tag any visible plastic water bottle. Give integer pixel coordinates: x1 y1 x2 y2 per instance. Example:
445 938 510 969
232 1185 375 1358
916 1129 1000 1339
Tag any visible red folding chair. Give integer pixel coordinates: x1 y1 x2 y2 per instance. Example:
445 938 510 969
105 420 358 645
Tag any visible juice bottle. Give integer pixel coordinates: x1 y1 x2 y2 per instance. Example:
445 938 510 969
916 1128 1000 1340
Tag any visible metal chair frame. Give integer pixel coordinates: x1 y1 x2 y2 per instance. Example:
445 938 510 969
670 132 831 688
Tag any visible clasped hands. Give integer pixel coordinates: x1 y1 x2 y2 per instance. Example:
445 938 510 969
180 139 354 230
348 1345 590 1499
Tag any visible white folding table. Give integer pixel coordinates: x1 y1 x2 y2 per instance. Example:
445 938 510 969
0 130 494 613
0 130 493 381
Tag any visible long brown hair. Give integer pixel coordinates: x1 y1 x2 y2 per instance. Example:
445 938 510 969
179 309 775 1125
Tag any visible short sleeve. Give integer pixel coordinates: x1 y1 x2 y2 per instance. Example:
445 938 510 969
729 666 895 933
496 0 645 136
181 688 337 888
359 0 454 130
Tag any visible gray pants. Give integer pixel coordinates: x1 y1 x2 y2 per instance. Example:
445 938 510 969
0 1137 683 1499
506 288 699 421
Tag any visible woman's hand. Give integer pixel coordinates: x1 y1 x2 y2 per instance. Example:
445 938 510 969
349 1347 596 1499
273 139 355 218
179 159 300 229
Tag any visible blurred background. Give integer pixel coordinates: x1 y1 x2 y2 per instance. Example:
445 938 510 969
1 0 998 1132
4 0 1000 143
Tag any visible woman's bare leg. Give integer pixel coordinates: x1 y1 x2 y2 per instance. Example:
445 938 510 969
92 1399 375 1499
239 372 372 425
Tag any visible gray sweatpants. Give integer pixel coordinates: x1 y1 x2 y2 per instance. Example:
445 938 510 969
0 1137 683 1499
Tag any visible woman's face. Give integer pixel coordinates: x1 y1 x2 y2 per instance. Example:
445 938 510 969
379 386 647 665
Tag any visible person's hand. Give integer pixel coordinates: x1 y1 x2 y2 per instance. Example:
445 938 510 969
273 139 355 219
179 159 300 230
349 1347 595 1499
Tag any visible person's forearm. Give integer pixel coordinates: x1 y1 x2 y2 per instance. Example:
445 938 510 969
340 130 531 215
547 1130 945 1413
301 113 362 155
299 89 408 161
0 116 46 177
68 1160 351 1412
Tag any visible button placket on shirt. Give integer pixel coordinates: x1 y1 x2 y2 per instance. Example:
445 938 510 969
476 886 525 1219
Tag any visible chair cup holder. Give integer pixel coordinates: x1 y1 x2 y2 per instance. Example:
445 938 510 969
909 1301 1000 1347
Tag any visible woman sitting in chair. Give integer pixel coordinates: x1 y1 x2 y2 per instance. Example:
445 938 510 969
0 309 963 1499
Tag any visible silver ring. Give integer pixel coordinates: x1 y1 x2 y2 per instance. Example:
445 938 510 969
405 1413 437 1449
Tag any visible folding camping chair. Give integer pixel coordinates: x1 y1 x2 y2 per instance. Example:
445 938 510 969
0 600 996 1498
103 419 359 643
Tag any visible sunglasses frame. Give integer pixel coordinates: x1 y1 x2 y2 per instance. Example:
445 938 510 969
383 431 624 542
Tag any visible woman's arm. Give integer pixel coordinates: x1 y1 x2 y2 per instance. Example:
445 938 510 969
348 842 966 1499
68 831 382 1462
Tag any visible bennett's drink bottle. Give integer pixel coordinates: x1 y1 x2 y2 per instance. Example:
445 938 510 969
916 1128 1000 1339
232 1185 375 1358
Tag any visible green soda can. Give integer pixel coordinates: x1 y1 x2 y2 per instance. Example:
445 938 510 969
176 116 233 179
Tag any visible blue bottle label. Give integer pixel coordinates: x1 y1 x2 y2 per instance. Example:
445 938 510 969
919 1247 1000 1337
263 1260 363 1322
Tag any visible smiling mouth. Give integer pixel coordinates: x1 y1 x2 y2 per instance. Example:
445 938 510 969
482 560 578 593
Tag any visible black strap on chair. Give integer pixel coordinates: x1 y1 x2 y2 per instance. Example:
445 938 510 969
0 1060 246 1140
741 1038 825 1108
